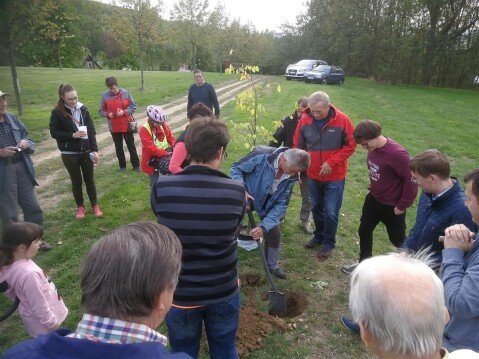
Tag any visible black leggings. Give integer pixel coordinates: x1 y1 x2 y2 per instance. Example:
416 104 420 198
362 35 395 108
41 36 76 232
61 153 97 207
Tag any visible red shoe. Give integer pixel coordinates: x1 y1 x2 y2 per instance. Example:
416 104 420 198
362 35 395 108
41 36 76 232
75 206 85 219
92 205 103 217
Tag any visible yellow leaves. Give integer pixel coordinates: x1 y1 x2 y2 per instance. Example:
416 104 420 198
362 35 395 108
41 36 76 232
277 84 282 93
244 143 251 149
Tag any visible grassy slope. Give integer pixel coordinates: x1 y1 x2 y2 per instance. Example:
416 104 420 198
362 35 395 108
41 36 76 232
0 67 478 357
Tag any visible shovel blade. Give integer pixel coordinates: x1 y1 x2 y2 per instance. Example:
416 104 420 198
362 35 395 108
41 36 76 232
268 290 288 316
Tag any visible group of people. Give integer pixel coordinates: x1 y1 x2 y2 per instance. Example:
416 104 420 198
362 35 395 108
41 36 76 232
1 73 479 358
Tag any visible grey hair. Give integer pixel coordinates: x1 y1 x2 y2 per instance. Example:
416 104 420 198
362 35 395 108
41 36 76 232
349 249 445 357
282 149 310 172
297 96 309 108
308 91 330 108
81 221 182 320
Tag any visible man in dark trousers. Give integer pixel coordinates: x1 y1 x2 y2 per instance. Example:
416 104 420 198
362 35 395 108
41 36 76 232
186 70 220 117
269 96 313 234
151 117 244 359
0 90 50 251
341 120 417 274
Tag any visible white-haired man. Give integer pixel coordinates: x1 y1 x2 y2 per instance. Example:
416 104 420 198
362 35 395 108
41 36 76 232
230 146 311 279
349 251 450 358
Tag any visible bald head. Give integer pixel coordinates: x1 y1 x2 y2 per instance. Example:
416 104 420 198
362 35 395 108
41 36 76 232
349 251 446 358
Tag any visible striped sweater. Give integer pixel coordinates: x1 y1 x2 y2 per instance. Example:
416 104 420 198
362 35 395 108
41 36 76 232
151 165 245 306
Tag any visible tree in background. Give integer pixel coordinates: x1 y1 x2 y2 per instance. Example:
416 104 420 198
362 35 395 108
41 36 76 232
0 0 65 114
169 0 211 69
109 0 164 90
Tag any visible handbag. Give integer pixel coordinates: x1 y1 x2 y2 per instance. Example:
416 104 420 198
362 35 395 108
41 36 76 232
147 148 173 175
127 114 138 133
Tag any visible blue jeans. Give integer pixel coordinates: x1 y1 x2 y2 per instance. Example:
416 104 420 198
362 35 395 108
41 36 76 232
308 178 345 250
166 291 240 359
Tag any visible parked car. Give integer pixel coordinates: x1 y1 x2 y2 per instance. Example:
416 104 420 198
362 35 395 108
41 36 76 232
285 59 327 80
304 65 345 84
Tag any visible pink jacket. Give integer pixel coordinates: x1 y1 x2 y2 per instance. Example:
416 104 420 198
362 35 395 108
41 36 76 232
0 259 68 337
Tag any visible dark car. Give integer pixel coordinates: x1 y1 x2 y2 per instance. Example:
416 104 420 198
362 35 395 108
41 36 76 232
304 65 345 84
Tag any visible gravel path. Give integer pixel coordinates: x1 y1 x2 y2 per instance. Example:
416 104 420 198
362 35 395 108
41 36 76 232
31 77 262 210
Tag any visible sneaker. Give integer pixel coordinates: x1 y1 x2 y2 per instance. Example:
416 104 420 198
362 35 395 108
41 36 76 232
133 167 141 172
270 268 287 279
316 248 332 261
341 263 359 275
304 238 320 249
300 222 314 234
75 206 86 219
38 241 52 252
118 167 126 173
340 317 360 336
92 205 103 217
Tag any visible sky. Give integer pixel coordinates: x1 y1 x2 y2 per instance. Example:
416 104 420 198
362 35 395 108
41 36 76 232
99 0 307 32
161 0 307 32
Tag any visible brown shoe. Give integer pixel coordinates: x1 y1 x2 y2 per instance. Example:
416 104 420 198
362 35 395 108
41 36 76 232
316 248 332 261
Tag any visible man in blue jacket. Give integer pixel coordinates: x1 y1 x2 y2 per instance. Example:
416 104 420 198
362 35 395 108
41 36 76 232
2 222 192 359
230 146 310 279
404 150 477 267
0 91 50 251
441 168 479 352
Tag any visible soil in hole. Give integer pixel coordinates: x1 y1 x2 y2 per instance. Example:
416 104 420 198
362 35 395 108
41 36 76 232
198 273 288 357
261 289 307 318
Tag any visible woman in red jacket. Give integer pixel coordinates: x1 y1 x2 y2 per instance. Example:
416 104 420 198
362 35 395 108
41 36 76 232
140 105 176 187
99 77 140 172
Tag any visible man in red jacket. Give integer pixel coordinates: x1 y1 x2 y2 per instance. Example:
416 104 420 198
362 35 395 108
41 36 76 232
293 91 356 260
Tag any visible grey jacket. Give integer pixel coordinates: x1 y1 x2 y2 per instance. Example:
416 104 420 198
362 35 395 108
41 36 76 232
0 112 37 193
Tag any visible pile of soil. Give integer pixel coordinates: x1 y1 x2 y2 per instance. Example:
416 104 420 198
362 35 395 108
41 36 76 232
236 273 307 357
199 273 308 357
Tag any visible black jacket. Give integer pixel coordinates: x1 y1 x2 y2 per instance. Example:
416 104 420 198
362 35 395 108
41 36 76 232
269 111 301 148
49 104 98 153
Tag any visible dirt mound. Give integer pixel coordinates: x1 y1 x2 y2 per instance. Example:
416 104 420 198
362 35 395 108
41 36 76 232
234 273 307 357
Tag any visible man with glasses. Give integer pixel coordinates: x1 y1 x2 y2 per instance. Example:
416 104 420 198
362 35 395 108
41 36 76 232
293 91 356 260
269 96 313 234
187 69 220 118
341 119 417 274
404 150 476 266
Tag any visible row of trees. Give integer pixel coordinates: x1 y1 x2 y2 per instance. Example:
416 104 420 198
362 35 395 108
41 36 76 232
1 0 478 93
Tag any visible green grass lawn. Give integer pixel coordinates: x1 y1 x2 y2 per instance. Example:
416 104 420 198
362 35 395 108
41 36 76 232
0 67 478 357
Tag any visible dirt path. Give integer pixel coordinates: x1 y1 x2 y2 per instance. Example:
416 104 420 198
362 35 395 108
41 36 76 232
32 78 263 210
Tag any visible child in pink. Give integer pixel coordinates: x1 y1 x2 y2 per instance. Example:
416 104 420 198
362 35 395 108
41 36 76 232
0 222 68 337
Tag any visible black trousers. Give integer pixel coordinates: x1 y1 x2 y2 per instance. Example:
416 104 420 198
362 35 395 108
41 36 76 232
111 131 140 169
358 192 406 261
61 153 97 207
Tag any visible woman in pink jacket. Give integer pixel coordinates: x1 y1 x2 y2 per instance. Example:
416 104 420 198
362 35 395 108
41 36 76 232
0 222 68 337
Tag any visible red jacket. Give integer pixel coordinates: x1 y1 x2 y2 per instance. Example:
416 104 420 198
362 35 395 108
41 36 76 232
140 122 176 175
293 105 356 182
99 89 136 133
